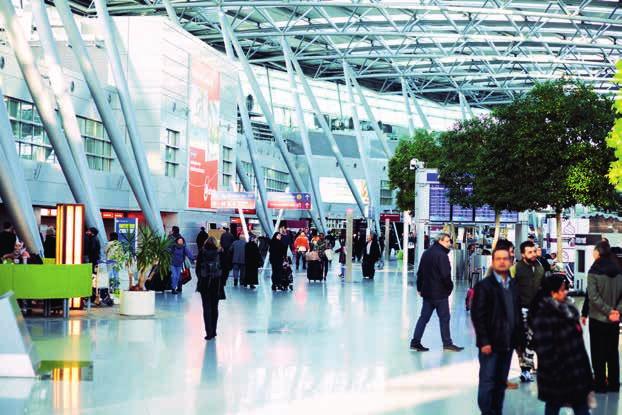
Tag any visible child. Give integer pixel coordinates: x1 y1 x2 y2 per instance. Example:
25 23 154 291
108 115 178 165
335 240 347 278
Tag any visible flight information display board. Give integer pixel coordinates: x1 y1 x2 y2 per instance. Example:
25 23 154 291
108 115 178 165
452 205 474 222
429 184 451 222
475 205 518 223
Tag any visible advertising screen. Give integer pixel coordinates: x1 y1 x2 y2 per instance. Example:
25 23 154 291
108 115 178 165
267 192 312 210
319 177 370 205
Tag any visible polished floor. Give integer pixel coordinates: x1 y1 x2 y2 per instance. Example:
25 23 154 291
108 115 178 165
1 260 621 414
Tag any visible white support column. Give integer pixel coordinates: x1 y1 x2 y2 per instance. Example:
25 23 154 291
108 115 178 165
384 217 391 263
238 208 249 242
31 0 107 248
401 78 416 137
235 160 270 233
343 63 392 159
283 49 327 234
459 93 475 121
55 0 161 233
161 0 180 26
219 13 322 231
282 39 367 219
342 61 380 236
403 211 410 281
405 83 432 131
94 0 164 231
345 209 353 282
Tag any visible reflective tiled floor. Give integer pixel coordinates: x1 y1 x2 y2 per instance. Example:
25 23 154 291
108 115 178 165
1 261 621 414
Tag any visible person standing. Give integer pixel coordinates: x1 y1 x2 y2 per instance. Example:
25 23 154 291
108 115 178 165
471 247 524 415
85 227 101 273
0 222 16 258
170 237 194 294
294 231 310 271
314 233 330 279
532 275 594 415
43 227 56 259
587 240 622 393
410 233 463 352
219 227 235 284
513 240 545 383
230 234 247 287
244 235 262 289
196 226 208 253
362 233 381 279
168 226 185 245
196 237 222 340
269 232 287 291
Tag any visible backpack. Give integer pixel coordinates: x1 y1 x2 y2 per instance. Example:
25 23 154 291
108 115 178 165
199 251 221 281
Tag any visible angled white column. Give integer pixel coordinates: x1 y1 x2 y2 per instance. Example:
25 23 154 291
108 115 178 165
235 160 270 232
401 78 416 137
94 0 164 231
404 83 432 131
220 19 272 234
0 85 44 255
31 0 107 248
343 62 380 236
0 0 108 249
282 39 366 219
459 93 475 121
219 12 322 231
282 47 327 234
54 0 161 233
343 63 392 158
161 0 180 26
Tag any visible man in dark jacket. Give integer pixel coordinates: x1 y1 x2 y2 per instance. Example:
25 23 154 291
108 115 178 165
410 233 463 352
219 227 235 252
0 222 16 258
513 240 544 383
472 247 524 415
196 226 208 251
85 227 101 273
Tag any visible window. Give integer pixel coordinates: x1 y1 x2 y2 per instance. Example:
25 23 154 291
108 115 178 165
221 146 233 189
263 167 289 192
380 180 393 206
165 129 179 177
78 116 113 172
5 97 56 163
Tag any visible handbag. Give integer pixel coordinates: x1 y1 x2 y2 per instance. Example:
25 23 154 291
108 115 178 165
324 249 334 261
180 265 192 285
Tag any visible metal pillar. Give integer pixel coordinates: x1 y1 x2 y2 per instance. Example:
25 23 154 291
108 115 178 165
401 78 416 137
161 0 180 26
31 0 107 248
404 82 432 131
343 63 392 158
235 160 270 233
282 48 327 234
459 93 475 121
402 211 410 281
384 217 391 263
94 0 164 231
0 86 43 255
281 39 367 219
219 13 322 231
345 209 353 283
342 61 380 236
54 0 161 233
220 19 272 235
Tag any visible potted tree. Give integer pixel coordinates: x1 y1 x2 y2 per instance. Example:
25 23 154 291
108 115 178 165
106 226 172 316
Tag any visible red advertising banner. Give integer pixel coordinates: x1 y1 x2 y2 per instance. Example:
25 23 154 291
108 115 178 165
210 191 256 210
188 146 219 210
266 192 311 210
380 213 402 222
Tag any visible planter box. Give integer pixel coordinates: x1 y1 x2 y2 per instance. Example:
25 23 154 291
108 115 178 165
119 290 155 316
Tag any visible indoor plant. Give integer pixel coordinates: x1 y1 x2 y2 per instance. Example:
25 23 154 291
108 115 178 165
106 226 172 316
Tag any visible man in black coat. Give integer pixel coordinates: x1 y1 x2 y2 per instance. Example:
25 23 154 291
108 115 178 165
471 247 524 415
0 222 16 258
410 233 463 352
196 226 208 251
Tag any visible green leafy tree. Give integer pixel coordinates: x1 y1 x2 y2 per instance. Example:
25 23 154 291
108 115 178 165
607 61 622 189
388 129 442 211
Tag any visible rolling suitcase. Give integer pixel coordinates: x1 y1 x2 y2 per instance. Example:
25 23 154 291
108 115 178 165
307 260 324 282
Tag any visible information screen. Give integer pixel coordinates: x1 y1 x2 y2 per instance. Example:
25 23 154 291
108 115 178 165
429 184 451 222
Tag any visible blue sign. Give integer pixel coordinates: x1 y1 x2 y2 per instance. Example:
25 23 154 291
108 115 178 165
114 218 138 252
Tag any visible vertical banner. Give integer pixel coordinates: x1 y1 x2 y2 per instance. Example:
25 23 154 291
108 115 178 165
187 56 221 210
114 218 138 253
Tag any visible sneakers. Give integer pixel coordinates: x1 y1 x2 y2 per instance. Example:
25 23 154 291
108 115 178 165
519 370 534 383
410 343 430 352
443 344 465 352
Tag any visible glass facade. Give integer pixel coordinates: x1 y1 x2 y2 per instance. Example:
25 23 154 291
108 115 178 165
165 129 179 177
79 116 113 172
221 146 234 189
380 180 393 206
237 161 289 193
5 97 55 163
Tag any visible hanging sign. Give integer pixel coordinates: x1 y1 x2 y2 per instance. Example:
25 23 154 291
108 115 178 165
210 191 256 210
266 192 311 210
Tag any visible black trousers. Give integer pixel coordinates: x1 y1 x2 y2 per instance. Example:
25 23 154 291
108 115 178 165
589 318 620 389
200 291 219 338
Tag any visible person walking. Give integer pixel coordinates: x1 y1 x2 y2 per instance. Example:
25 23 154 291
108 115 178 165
219 227 235 284
362 233 381 279
471 246 524 415
532 275 594 415
294 231 310 271
85 227 101 274
269 232 287 291
410 233 463 352
314 233 331 279
196 237 223 341
244 235 262 289
168 226 185 245
335 237 347 278
513 240 545 383
230 234 247 287
170 237 194 294
587 240 622 393
196 226 208 253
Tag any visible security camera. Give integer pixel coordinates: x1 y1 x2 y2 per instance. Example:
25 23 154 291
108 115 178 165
410 158 424 170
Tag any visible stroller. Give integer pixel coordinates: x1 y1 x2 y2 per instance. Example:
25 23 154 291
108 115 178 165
276 257 294 291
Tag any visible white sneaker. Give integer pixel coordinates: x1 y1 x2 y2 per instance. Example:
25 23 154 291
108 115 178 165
519 371 534 383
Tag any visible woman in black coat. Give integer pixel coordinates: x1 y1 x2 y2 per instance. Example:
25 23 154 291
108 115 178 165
244 236 262 289
362 233 381 279
196 237 223 341
269 232 286 291
531 275 593 415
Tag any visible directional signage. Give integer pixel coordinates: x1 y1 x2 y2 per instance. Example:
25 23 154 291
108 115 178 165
267 192 312 210
210 191 256 210
379 213 401 222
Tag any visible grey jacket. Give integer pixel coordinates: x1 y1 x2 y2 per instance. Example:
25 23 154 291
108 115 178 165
587 257 622 323
230 239 246 265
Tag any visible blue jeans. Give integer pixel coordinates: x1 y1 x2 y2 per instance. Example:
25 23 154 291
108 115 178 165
412 298 452 346
232 263 245 281
478 350 513 415
544 403 590 415
170 265 182 291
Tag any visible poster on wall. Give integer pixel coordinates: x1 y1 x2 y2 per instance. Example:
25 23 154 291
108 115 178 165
187 56 221 210
114 218 138 253
319 177 370 205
